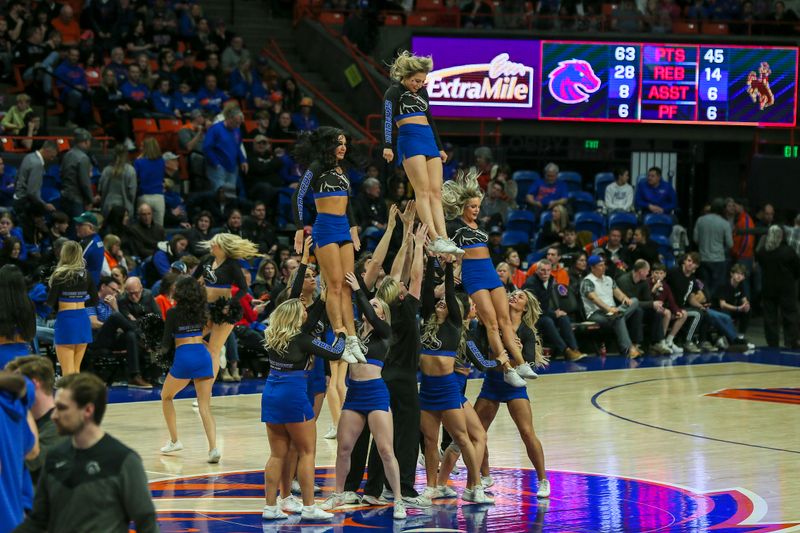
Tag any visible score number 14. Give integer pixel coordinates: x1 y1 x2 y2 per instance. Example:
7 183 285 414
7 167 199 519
703 48 725 120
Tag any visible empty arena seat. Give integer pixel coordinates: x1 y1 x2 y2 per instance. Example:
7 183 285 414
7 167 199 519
702 22 729 34
673 21 699 33
594 172 615 201
608 212 638 231
557 171 582 192
506 210 537 235
569 191 595 214
512 170 540 206
383 13 403 25
501 230 530 248
416 0 444 11
575 211 605 239
644 213 674 238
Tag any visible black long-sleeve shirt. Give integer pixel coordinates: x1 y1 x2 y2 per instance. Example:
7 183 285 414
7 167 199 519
382 83 443 150
292 161 356 228
421 260 461 354
266 299 345 371
353 288 391 365
46 271 99 309
193 256 248 303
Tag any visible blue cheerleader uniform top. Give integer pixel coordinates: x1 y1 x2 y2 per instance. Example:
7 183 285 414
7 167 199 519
382 82 443 151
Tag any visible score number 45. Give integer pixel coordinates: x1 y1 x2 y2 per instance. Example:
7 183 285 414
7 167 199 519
704 48 724 120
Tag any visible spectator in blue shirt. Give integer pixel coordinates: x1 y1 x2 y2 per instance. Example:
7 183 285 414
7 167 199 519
197 73 228 115
173 80 198 118
151 78 176 117
120 64 151 116
635 166 677 215
291 96 320 133
87 276 151 389
203 105 247 195
53 47 90 128
525 162 568 215
153 234 188 278
134 138 167 227
74 211 108 287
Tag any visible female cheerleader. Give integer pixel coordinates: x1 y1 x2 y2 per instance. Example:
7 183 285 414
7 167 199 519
47 241 97 375
382 51 460 256
159 276 220 463
292 126 367 364
418 255 493 504
321 271 406 519
0 265 36 367
474 289 550 498
436 293 509 493
193 233 260 377
261 298 353 521
442 170 538 384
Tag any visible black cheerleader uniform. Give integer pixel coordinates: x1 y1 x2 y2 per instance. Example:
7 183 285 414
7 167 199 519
193 256 248 324
382 82 443 163
446 218 504 295
161 309 212 379
292 161 357 249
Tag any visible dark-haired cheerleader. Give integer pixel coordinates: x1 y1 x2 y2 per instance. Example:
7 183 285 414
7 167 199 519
0 265 36 368
159 276 219 464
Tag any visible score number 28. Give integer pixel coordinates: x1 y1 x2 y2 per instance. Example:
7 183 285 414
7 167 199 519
703 48 724 120
613 46 636 118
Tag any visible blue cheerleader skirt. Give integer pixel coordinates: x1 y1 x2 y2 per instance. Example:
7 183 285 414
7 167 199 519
54 309 92 345
478 369 529 403
454 371 468 405
170 343 214 380
312 213 352 249
343 377 390 414
306 357 327 403
419 372 465 412
461 258 504 295
261 370 314 424
396 123 440 163
0 342 31 369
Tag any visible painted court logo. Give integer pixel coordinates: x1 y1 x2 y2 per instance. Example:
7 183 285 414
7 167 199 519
149 467 798 532
548 59 601 104
707 387 799 405
426 53 535 108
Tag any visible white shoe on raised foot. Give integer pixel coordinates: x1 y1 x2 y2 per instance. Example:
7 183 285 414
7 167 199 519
346 336 367 363
323 425 337 440
319 493 346 511
430 236 461 255
516 362 539 379
301 505 334 520
207 448 221 464
262 504 288 520
480 475 494 488
393 501 407 520
279 495 303 513
536 478 551 498
462 486 495 504
437 485 458 498
504 368 527 388
341 341 359 364
160 440 183 454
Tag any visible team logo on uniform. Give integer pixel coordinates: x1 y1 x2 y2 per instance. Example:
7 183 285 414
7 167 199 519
746 62 775 110
548 59 602 104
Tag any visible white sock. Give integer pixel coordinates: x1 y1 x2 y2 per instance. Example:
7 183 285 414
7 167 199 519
666 335 674 344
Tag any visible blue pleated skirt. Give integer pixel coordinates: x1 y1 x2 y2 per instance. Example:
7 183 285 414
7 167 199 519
54 309 92 346
343 377 390 414
396 123 440 163
312 213 352 249
461 258 504 295
306 357 327 403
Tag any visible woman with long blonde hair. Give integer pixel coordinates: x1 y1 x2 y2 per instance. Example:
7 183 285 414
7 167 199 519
292 127 367 364
382 51 461 256
443 170 538 385
192 233 261 377
46 241 98 375
473 289 550 498
261 298 351 521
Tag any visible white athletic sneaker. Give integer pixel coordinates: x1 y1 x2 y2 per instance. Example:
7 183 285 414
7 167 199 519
393 501 407 520
341 341 360 364
291 479 301 494
207 448 221 464
160 440 183 454
262 504 288 520
446 238 465 255
402 494 432 508
503 368 527 388
666 340 683 354
279 495 303 513
462 486 495 504
342 491 361 504
437 485 458 498
323 425 337 440
362 494 389 506
417 451 426 466
515 362 539 379
421 486 438 500
192 399 199 408
429 236 456 255
480 475 494 488
380 488 395 501
716 336 730 350
346 336 368 364
536 478 551 498
300 505 334 520
319 493 346 511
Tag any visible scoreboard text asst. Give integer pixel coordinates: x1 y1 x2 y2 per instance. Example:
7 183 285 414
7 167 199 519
412 36 798 127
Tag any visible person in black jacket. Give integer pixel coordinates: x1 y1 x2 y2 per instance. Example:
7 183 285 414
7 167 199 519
623 226 660 268
756 225 800 348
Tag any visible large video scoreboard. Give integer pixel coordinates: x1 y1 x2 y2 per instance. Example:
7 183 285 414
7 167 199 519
412 36 798 127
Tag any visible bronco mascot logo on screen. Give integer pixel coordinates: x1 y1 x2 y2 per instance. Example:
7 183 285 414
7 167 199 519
747 61 775 111
426 53 534 108
548 59 601 104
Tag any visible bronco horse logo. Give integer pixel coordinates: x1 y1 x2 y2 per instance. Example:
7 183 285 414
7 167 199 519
746 62 775 110
548 59 602 104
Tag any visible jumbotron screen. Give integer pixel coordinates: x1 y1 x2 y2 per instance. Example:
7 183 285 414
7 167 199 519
411 36 798 127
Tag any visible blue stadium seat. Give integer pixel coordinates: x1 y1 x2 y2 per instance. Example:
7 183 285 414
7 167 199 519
557 171 582 193
512 170 540 206
501 230 530 249
594 172 615 202
525 250 546 267
608 212 638 231
644 213 674 238
40 185 61 204
651 234 674 266
539 210 553 227
506 210 537 235
575 211 605 240
569 191 595 214
45 164 60 182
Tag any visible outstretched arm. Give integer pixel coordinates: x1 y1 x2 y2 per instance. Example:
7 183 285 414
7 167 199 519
408 223 428 300
363 204 399 290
